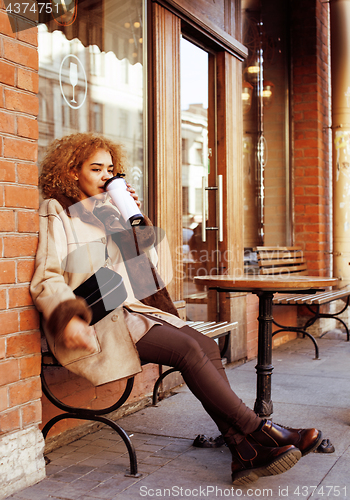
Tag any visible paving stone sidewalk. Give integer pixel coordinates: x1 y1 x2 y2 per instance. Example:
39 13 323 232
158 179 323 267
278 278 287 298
7 333 350 500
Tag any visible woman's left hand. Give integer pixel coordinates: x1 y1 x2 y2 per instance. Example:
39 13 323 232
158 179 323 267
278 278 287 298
126 183 141 208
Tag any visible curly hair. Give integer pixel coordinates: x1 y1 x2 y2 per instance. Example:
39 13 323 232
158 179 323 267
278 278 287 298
39 133 127 203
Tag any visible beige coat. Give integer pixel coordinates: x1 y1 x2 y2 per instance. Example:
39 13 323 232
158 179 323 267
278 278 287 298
31 198 185 386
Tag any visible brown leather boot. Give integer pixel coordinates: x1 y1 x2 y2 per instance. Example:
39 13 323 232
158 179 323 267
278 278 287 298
250 420 322 456
227 433 301 485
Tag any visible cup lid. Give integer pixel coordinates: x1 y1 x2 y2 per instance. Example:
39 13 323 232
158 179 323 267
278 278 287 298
104 173 125 190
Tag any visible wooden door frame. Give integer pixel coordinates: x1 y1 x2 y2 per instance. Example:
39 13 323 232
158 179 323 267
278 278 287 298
150 2 246 320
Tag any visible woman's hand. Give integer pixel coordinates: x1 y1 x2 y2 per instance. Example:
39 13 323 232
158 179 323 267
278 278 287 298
126 183 141 208
60 316 97 353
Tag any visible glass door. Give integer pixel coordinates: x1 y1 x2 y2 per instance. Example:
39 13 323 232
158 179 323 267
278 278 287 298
181 37 219 322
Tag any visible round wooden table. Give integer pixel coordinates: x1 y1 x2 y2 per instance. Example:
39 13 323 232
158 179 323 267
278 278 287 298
194 275 338 417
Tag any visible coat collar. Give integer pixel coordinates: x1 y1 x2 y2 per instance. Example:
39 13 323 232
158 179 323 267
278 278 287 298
53 193 106 231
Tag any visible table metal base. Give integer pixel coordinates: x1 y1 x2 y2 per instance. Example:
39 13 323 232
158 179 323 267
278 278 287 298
254 290 274 417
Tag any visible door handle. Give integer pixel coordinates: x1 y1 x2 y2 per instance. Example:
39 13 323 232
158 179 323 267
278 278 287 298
202 176 207 242
201 175 224 243
218 174 223 242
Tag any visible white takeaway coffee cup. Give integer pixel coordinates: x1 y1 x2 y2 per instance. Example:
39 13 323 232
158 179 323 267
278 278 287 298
104 174 144 226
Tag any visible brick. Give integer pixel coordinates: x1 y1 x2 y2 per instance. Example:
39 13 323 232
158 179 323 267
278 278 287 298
0 359 20 386
304 110 319 121
0 109 16 134
0 337 5 360
22 400 42 427
0 210 15 232
0 260 16 285
4 137 37 162
19 308 39 331
17 163 39 185
9 377 41 406
3 38 38 71
4 185 39 208
17 259 35 282
3 235 38 257
0 310 19 335
8 286 33 308
17 22 38 46
304 148 319 158
295 158 319 168
17 115 39 139
295 138 318 150
0 10 16 37
0 160 16 182
17 68 39 94
8 332 40 358
19 354 41 378
0 60 16 86
0 290 6 310
0 408 20 433
4 88 39 115
0 386 7 412
18 210 39 232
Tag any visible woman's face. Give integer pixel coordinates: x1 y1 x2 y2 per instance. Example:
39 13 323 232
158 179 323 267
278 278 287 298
76 149 114 201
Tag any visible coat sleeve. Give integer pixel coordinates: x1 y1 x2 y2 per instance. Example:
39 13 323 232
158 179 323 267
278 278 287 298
30 200 92 338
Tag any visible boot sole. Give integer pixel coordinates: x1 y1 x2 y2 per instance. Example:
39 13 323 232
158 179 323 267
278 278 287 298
301 430 323 456
232 447 302 486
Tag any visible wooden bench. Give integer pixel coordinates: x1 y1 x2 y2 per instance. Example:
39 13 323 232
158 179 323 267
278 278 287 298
255 246 350 358
41 319 237 477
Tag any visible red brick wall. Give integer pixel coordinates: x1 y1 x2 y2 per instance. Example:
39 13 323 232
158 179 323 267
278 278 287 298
0 7 41 434
291 0 331 275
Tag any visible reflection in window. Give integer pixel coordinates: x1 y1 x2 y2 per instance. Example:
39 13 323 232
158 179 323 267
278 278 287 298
181 37 209 319
118 110 128 138
92 103 103 133
242 1 289 250
61 97 69 127
182 138 189 164
38 0 146 207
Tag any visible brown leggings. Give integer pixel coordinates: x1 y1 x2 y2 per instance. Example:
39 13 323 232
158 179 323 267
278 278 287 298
136 319 261 445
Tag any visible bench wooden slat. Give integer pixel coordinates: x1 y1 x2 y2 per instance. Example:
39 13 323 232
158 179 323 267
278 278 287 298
255 246 303 252
273 293 315 304
188 321 217 331
260 264 308 275
273 286 350 305
186 320 237 339
258 257 305 267
258 252 303 260
303 288 350 305
256 247 350 305
253 246 350 352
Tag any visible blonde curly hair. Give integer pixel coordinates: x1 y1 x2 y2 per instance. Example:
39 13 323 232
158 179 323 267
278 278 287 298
39 133 127 203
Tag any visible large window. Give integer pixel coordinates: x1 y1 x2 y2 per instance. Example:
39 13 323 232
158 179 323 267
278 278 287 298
38 0 147 207
242 0 290 250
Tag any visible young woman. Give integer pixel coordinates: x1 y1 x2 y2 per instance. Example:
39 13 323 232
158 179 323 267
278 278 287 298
31 133 322 485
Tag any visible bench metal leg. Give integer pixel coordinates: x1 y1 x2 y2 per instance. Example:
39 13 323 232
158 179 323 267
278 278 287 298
304 300 350 342
152 368 178 405
42 413 141 477
41 369 141 477
271 322 320 359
